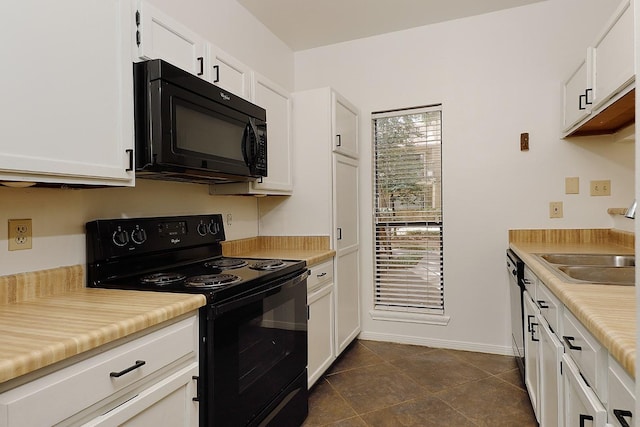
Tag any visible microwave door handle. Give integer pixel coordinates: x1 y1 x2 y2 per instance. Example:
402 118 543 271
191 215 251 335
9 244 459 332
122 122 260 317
243 121 259 170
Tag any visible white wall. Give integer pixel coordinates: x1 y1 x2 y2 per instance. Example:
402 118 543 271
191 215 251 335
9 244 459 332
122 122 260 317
294 0 635 353
0 0 295 277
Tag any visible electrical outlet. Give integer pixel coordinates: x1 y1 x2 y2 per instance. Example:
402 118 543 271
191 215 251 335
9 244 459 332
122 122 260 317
549 202 563 219
8 219 32 251
226 213 233 226
590 180 611 196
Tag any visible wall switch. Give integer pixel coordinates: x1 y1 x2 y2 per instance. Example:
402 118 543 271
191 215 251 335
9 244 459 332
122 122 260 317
8 219 32 251
565 177 579 194
520 133 529 151
549 202 563 218
590 180 611 196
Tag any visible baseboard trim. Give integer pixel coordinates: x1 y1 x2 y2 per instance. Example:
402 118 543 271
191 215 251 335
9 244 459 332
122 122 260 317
357 330 515 356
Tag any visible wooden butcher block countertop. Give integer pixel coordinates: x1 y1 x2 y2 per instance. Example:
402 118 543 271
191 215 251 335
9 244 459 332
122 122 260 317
509 229 635 378
0 265 205 386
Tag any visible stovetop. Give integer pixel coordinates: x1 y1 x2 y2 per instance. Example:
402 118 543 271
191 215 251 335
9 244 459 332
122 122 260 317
86 214 306 304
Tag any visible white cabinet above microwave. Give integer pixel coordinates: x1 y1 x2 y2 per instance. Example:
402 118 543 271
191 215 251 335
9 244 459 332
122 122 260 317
0 0 135 187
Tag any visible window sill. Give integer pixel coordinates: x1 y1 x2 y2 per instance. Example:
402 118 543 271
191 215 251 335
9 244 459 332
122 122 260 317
369 309 450 326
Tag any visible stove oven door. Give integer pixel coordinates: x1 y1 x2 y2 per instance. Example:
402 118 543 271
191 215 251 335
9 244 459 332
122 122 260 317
205 270 309 426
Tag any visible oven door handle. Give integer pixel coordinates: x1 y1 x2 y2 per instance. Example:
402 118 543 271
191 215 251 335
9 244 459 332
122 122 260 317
212 270 310 316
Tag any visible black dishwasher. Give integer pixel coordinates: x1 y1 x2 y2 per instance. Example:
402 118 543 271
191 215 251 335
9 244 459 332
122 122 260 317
507 249 525 382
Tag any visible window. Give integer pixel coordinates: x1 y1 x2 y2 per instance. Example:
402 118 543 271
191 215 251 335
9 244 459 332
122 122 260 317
372 105 444 320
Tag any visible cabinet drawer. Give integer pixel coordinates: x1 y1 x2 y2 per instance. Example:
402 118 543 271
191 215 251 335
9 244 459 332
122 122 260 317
562 310 607 400
307 260 334 292
536 283 561 333
0 315 198 427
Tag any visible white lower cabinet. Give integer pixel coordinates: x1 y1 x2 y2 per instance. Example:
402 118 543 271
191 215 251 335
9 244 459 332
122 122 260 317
307 260 336 388
0 315 199 427
607 356 635 427
538 317 564 427
520 264 636 427
523 290 540 422
562 354 607 427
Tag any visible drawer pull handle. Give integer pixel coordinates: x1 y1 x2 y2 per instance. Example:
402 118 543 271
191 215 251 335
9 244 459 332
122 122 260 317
562 336 582 351
537 300 549 309
110 360 146 378
530 322 539 342
614 409 632 427
579 414 593 427
317 272 327 278
526 315 535 332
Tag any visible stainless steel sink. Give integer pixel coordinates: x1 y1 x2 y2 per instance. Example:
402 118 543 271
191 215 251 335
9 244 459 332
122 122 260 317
557 266 635 286
534 253 636 286
539 253 635 267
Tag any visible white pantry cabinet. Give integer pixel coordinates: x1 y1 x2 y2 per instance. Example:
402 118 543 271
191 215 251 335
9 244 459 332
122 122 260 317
259 87 360 358
307 260 336 387
211 73 293 195
0 0 135 186
0 315 199 427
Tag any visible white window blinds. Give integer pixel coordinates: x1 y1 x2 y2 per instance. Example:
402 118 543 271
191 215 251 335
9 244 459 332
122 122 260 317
372 105 443 314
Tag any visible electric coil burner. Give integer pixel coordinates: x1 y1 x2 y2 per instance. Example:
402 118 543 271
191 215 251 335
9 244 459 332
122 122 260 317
86 214 309 427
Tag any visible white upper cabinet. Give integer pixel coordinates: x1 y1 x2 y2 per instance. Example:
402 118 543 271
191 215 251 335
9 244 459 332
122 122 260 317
135 0 207 79
562 58 591 132
209 45 253 99
0 0 135 186
333 94 359 158
211 73 293 195
590 0 634 110
562 0 635 137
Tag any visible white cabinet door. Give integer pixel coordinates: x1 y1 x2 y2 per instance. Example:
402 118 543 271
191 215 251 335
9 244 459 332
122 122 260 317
562 354 607 427
334 155 360 354
562 59 591 132
0 0 135 186
590 0 634 110
607 357 635 427
333 93 359 159
307 281 335 387
135 0 207 78
538 317 564 427
209 45 252 100
251 73 293 193
523 292 540 423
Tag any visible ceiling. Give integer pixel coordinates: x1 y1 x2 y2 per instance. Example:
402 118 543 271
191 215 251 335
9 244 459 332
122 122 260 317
237 0 546 51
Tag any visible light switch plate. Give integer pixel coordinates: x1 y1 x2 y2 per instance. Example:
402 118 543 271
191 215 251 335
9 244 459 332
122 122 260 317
590 180 611 196
565 177 579 194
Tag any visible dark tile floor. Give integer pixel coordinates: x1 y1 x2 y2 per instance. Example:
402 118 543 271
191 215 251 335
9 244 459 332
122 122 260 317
302 340 537 427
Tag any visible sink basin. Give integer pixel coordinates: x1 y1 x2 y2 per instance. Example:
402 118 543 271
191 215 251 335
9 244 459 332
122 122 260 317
534 253 636 286
539 253 635 267
557 266 635 286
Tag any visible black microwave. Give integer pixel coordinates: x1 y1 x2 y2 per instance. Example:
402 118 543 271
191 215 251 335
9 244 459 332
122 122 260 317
133 59 267 184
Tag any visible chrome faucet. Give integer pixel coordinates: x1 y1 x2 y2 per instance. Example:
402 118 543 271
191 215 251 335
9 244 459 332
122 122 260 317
625 199 637 219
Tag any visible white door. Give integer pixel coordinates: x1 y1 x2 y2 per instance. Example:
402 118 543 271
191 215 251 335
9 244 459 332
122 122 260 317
333 93 359 158
333 155 360 354
307 282 335 387
562 59 590 132
538 317 564 427
209 46 252 99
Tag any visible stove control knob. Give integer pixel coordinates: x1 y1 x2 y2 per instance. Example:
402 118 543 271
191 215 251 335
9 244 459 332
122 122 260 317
112 228 129 247
197 222 208 236
208 221 220 235
131 227 147 245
